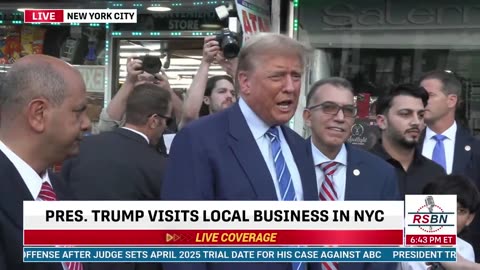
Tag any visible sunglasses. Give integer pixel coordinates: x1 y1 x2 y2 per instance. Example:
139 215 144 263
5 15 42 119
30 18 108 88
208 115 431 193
148 113 173 126
307 102 357 118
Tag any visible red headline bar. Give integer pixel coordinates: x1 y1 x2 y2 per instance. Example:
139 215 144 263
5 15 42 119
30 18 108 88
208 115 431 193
405 235 456 246
24 10 63 23
24 230 403 246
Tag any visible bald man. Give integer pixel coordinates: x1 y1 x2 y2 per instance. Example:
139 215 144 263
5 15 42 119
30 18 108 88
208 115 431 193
0 55 91 270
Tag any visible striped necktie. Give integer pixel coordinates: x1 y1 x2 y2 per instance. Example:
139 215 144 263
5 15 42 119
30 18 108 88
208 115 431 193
38 182 84 270
266 127 304 270
319 161 340 270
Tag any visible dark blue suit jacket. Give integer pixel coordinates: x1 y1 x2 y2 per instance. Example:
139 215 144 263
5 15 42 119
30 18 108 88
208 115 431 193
0 150 69 270
308 142 400 270
62 128 166 202
419 125 480 190
162 103 318 270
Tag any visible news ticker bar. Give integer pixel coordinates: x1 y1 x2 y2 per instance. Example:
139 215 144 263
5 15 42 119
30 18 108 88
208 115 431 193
23 230 403 246
23 247 457 263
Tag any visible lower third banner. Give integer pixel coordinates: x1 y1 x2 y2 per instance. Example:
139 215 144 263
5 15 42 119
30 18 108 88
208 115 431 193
23 247 456 263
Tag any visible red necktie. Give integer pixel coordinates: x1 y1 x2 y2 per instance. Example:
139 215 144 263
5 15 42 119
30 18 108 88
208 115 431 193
318 162 340 270
38 182 84 270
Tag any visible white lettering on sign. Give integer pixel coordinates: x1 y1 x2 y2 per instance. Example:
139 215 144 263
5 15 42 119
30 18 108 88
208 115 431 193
236 0 271 43
322 0 480 27
76 66 105 93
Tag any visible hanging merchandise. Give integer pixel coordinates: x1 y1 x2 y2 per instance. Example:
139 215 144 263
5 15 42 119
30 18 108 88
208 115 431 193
3 26 21 64
21 25 46 56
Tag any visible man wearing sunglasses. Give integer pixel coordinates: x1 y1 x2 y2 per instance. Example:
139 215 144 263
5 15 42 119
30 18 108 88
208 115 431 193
61 83 169 265
372 84 445 198
303 77 400 270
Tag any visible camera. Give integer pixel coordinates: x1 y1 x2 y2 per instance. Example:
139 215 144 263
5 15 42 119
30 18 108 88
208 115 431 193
215 28 240 59
136 55 162 75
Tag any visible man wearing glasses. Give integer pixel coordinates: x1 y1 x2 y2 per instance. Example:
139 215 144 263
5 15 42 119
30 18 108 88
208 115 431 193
371 84 445 198
303 77 399 270
303 77 400 200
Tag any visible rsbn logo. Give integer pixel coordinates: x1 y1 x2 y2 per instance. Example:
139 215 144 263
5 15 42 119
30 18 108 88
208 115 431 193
409 196 454 233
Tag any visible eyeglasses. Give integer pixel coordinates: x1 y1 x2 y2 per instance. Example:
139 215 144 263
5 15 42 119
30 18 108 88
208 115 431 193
149 113 173 126
307 102 357 118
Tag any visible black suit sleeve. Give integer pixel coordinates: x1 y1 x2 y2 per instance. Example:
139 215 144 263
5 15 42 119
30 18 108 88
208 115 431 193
0 231 6 270
66 159 148 200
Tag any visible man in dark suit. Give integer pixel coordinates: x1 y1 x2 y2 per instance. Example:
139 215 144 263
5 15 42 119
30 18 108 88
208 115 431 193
162 33 318 270
302 77 400 270
63 83 170 201
419 70 480 184
0 55 91 269
61 83 171 270
419 70 480 262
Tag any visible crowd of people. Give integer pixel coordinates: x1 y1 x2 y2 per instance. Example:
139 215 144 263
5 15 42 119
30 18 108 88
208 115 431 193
0 32 479 270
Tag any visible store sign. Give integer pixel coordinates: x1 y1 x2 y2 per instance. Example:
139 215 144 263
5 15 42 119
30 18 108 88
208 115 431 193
76 65 105 93
159 11 218 30
113 12 224 31
309 0 480 29
347 119 380 150
236 0 271 42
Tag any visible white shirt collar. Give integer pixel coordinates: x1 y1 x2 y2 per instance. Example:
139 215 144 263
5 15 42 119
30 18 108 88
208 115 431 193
0 139 51 200
238 98 271 139
425 121 457 141
121 127 149 144
311 140 348 166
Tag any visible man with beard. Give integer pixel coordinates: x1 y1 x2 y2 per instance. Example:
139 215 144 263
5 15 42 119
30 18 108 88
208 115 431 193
372 84 445 197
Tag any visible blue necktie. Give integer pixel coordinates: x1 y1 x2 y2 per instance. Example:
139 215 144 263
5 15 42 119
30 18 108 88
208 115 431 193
266 127 304 270
432 134 447 171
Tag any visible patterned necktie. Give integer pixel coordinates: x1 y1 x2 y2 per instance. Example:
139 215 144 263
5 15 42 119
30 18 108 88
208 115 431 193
38 182 84 270
319 161 340 270
266 127 304 270
432 134 447 172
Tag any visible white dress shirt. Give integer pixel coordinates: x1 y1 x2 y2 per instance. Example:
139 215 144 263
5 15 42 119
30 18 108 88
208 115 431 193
121 127 149 144
0 140 69 270
238 98 303 201
311 140 347 201
397 237 474 270
0 139 52 199
422 122 457 174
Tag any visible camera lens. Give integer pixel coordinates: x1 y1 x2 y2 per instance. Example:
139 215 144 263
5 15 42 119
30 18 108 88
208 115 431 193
221 35 240 59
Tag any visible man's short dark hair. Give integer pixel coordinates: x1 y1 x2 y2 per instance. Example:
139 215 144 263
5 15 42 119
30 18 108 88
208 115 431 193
375 84 429 115
419 70 461 96
423 175 480 213
125 84 171 126
306 77 354 106
0 61 66 119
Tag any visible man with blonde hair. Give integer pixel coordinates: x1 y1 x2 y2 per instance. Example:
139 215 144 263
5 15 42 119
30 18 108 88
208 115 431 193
162 33 318 270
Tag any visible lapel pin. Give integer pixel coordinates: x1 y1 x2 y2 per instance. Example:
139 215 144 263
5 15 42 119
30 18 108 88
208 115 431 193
465 145 471 152
353 169 360 176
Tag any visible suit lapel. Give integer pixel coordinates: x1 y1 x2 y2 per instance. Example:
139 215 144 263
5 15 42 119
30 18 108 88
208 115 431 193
344 144 364 200
227 104 278 200
452 127 472 174
0 150 33 229
303 139 321 201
